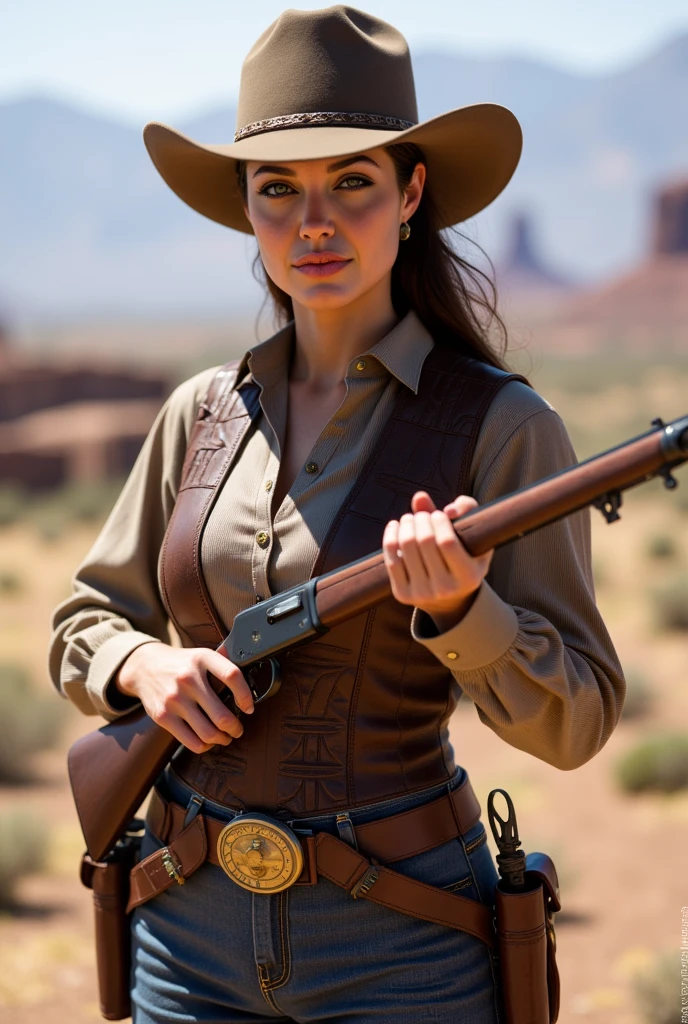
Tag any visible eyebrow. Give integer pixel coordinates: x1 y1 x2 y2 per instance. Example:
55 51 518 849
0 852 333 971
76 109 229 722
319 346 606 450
251 155 380 178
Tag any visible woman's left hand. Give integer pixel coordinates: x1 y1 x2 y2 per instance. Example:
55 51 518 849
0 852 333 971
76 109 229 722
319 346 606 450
382 490 494 633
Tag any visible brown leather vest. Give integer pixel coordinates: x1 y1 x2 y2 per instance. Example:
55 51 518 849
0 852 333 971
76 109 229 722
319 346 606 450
161 343 525 815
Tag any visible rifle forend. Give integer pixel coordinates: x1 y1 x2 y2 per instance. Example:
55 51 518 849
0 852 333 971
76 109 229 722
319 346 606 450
68 414 688 861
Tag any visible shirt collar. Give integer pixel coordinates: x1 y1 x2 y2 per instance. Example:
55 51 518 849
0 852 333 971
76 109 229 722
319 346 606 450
233 310 434 396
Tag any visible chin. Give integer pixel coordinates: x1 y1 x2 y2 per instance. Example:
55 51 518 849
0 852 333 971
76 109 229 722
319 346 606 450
294 285 362 311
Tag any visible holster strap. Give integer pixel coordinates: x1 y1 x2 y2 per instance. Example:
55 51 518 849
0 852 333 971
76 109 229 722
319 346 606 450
314 831 496 948
127 777 487 924
127 810 496 948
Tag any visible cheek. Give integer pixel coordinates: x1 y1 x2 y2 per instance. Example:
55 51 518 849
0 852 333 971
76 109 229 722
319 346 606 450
345 195 400 273
247 204 293 279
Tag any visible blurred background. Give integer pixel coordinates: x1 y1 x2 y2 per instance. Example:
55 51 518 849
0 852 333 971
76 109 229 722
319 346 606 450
0 2 687 1022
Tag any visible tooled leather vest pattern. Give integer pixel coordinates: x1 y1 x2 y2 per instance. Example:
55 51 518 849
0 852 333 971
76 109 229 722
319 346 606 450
161 344 527 815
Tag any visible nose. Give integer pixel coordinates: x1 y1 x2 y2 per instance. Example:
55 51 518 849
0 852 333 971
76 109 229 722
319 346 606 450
299 191 335 242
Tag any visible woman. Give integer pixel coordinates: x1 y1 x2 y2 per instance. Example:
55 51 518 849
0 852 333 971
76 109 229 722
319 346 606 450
49 6 624 1023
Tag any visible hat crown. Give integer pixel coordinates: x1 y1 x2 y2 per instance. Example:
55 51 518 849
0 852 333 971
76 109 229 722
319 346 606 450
236 5 419 133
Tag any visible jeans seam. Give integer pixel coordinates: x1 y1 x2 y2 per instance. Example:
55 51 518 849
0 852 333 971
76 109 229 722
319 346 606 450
263 890 291 993
460 830 503 1024
257 965 280 1012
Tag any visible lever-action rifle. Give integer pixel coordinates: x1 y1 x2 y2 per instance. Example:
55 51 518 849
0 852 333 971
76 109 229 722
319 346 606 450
69 414 688 861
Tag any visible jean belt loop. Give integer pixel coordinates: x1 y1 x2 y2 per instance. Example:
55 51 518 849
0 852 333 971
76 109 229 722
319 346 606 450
182 794 204 829
335 812 358 850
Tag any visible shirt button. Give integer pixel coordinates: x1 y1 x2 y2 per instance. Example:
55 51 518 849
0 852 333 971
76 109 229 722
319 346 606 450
255 594 263 603
265 480 273 491
305 461 319 474
446 651 459 660
356 360 366 371
255 530 270 547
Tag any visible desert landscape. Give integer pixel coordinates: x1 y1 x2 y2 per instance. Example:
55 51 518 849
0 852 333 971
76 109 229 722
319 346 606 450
0 351 687 1024
2 14 688 1022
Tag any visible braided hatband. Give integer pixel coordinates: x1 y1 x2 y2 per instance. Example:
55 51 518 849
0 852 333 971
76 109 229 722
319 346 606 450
234 110 416 142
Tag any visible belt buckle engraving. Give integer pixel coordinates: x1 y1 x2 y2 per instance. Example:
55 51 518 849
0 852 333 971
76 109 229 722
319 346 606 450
216 813 304 893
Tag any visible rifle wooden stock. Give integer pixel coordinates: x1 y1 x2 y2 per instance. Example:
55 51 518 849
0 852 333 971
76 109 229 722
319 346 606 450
68 415 688 860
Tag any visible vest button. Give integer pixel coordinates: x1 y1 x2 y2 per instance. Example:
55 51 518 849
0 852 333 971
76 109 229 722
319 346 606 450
255 594 263 603
256 530 270 547
446 651 459 660
305 461 319 474
265 480 273 491
356 360 366 371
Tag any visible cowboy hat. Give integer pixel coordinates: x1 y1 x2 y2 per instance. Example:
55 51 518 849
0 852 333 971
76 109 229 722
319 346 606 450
143 5 522 233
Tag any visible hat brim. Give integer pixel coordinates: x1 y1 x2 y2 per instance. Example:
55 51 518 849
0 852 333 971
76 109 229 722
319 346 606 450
143 104 522 233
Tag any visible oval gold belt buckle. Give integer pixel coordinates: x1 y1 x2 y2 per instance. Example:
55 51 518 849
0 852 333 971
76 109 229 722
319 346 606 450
216 813 304 893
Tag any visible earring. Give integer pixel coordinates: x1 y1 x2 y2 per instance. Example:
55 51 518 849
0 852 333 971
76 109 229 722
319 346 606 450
399 222 411 241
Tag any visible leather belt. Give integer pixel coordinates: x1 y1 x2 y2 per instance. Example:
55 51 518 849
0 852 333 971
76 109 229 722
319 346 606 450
127 777 496 948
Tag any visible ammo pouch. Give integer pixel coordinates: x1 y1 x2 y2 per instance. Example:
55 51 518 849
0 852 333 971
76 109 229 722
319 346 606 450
80 820 144 1021
493 850 561 1023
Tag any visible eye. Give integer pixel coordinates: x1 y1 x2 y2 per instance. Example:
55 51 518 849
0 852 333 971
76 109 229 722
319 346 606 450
336 175 372 190
259 181 296 198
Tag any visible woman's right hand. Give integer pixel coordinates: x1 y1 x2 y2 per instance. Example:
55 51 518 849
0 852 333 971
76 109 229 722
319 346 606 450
114 642 254 754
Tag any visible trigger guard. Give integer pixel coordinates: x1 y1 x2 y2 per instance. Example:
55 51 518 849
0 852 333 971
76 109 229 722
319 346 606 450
247 658 282 704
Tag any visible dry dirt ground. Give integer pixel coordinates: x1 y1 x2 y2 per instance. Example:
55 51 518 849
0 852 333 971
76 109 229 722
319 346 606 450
0 476 686 1023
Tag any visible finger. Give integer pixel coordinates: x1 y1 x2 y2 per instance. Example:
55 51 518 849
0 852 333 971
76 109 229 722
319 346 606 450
203 650 255 714
410 490 437 514
432 510 494 583
412 509 460 585
397 512 433 589
194 685 245 739
382 519 410 593
155 711 215 755
184 701 242 745
444 495 478 519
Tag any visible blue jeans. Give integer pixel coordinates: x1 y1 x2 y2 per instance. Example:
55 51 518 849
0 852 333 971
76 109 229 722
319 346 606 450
131 765 503 1023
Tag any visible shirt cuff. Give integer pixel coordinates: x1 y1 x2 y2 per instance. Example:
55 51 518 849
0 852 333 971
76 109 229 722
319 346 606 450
86 631 161 719
410 581 519 671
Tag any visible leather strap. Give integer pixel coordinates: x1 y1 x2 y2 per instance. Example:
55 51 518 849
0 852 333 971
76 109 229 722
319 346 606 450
127 802 496 948
159 365 262 647
313 832 496 948
147 769 480 865
128 775 485 914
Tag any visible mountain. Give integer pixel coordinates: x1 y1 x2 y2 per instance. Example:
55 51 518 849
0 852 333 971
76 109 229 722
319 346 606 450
1 35 687 319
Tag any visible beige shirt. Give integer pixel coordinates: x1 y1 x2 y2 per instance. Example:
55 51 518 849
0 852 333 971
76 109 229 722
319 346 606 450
48 311 625 771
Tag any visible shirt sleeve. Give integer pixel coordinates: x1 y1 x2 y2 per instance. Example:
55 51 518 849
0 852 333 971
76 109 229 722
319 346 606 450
47 366 221 721
410 380 626 771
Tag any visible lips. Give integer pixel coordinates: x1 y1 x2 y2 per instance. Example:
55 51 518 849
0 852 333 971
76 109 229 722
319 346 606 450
292 252 352 278
292 251 350 267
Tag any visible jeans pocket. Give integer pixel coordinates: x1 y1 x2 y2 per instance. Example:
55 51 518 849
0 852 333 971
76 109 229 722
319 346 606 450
386 832 480 900
461 821 499 906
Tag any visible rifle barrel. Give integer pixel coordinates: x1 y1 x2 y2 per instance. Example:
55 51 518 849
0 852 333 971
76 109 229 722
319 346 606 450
314 416 688 629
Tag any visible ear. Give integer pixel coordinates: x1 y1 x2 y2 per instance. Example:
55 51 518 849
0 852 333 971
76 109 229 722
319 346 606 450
400 162 426 224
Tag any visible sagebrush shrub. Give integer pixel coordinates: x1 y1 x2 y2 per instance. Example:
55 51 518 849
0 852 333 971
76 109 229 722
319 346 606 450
615 732 688 793
619 669 654 721
0 810 47 906
0 663 67 782
650 573 688 631
645 533 678 560
631 948 677 1024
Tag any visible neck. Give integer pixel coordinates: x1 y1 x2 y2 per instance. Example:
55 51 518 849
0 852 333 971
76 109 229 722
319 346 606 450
290 276 399 392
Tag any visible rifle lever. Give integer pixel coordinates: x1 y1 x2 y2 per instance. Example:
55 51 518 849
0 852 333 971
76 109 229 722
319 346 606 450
592 490 623 523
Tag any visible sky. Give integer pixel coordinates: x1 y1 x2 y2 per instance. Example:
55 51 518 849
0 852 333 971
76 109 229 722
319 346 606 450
2 0 687 125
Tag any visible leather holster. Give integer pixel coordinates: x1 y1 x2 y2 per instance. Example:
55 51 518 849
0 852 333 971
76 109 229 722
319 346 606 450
494 851 561 1024
80 823 143 1021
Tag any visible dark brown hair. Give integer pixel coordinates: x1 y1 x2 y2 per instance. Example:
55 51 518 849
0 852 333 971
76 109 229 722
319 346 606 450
236 143 509 369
